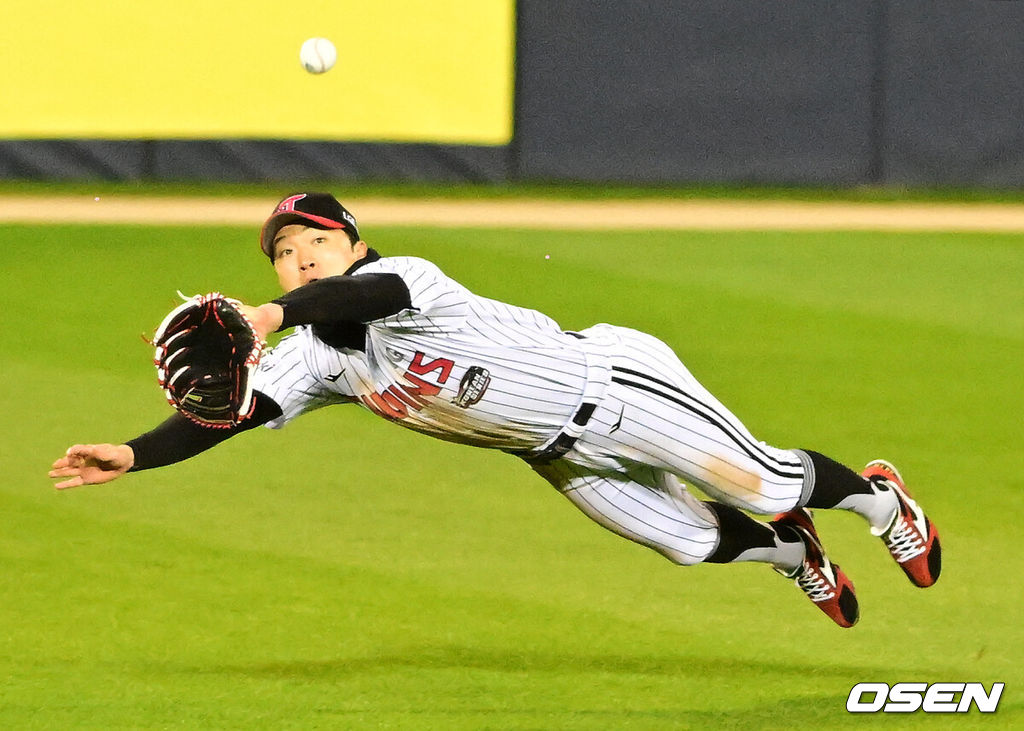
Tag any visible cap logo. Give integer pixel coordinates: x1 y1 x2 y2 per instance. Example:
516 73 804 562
276 193 308 213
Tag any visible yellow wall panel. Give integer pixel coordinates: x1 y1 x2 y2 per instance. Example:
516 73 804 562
0 1 514 144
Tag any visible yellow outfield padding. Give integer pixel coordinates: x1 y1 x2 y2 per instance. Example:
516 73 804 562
0 0 514 144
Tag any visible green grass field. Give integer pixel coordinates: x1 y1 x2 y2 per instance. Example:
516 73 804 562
2 219 1021 728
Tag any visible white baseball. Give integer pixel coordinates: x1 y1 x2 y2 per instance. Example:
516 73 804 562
300 37 337 74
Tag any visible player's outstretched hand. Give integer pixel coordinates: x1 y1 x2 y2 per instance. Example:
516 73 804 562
48 444 134 489
237 302 283 341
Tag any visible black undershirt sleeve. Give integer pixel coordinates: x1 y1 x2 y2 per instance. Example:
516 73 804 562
126 270 409 470
271 273 412 330
125 391 283 471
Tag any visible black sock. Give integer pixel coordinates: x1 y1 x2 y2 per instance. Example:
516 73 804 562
800 449 873 509
704 501 791 564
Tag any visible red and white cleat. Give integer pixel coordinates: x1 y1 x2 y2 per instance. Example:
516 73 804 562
772 508 859 628
862 460 941 588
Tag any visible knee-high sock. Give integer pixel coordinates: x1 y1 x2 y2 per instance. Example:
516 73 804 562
703 501 804 572
798 450 897 530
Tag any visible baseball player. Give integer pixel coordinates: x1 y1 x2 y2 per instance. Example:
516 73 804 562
49 192 942 627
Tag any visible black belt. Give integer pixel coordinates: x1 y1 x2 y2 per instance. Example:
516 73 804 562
511 402 597 466
510 329 596 465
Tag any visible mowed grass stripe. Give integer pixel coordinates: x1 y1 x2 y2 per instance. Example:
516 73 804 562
2 223 1020 728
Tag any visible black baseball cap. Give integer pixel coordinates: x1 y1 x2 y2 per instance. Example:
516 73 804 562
259 192 360 259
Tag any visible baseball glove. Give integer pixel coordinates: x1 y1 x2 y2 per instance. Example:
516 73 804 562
153 292 265 428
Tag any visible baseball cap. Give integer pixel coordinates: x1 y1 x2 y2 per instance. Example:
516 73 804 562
259 192 360 259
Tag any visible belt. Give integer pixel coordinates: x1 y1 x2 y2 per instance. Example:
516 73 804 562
508 329 607 466
516 402 597 465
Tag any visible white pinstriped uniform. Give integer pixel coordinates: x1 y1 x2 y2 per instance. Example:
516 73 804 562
251 256 811 565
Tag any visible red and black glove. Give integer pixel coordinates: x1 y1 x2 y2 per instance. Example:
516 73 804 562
153 293 265 428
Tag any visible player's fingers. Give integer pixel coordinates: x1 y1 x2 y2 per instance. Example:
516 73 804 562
63 444 103 468
54 476 85 490
48 466 81 478
51 456 71 469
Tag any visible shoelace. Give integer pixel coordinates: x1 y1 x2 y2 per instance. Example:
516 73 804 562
796 564 836 603
886 515 926 562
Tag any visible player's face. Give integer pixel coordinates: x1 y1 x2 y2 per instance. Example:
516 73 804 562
272 224 368 292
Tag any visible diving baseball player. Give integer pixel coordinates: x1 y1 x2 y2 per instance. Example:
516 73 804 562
49 192 942 627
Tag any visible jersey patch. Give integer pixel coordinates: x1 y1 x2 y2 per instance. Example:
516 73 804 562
453 366 491 408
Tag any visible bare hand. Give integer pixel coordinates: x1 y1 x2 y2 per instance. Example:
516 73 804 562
237 303 283 341
48 444 135 490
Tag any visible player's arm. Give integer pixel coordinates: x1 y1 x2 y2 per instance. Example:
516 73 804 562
48 391 283 490
241 274 412 338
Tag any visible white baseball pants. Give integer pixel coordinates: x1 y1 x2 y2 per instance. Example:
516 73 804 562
532 326 812 565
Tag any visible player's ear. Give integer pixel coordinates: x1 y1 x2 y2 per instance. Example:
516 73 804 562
352 239 368 257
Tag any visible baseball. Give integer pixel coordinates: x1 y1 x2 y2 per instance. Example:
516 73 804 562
300 37 337 74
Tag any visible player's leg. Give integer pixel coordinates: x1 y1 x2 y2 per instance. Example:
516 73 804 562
532 460 803 569
580 326 939 586
655 472 858 628
580 328 810 513
531 460 719 566
532 462 858 626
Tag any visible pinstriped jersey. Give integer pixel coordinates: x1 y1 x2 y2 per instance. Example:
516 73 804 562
250 256 605 451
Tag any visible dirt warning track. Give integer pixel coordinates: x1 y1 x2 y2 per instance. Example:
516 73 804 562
4 194 1024 231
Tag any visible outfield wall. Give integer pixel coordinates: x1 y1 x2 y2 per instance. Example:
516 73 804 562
2 1 1022 188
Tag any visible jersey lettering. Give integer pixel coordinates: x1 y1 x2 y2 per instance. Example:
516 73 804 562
401 372 442 399
360 351 453 419
408 352 454 384
361 393 406 420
